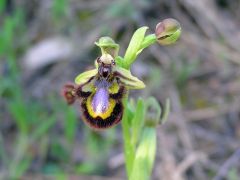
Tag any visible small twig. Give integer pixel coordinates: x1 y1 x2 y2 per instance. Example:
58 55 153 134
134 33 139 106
167 96 240 123
183 99 240 121
169 86 205 179
190 125 240 151
157 130 181 180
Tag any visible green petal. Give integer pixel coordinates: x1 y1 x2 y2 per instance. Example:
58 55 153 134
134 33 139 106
75 69 97 85
114 66 145 89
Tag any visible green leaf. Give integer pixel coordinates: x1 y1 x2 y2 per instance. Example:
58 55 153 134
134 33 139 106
42 163 63 174
227 168 238 180
8 97 29 134
130 127 157 180
0 0 6 14
52 0 67 18
76 161 98 174
31 116 57 140
14 156 32 178
160 98 170 124
124 99 135 124
64 107 77 143
123 26 148 69
0 16 15 54
145 97 162 127
75 69 97 85
131 98 145 148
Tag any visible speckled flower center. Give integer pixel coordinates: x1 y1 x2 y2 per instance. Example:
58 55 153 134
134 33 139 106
92 88 109 114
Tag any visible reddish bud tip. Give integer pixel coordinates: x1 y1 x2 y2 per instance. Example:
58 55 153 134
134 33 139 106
61 83 76 105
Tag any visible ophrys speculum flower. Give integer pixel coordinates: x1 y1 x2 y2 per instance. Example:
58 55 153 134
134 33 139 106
62 20 181 180
62 19 181 130
63 53 145 129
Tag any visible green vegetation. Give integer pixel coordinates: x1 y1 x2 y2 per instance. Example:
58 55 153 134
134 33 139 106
3 0 238 180
95 23 179 179
0 0 181 178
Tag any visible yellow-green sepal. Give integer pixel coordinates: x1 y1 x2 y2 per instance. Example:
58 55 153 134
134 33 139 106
114 66 145 89
75 69 97 85
123 26 148 69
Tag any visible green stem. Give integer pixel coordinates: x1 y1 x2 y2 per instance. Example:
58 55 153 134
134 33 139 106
122 97 135 178
121 34 157 179
140 34 157 50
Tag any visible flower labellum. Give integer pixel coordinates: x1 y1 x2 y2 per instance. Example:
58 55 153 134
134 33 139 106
92 87 109 114
62 53 145 129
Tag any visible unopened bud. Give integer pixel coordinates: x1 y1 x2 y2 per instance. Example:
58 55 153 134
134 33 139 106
155 18 181 45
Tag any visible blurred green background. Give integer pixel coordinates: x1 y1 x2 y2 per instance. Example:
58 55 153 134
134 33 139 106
0 0 240 179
